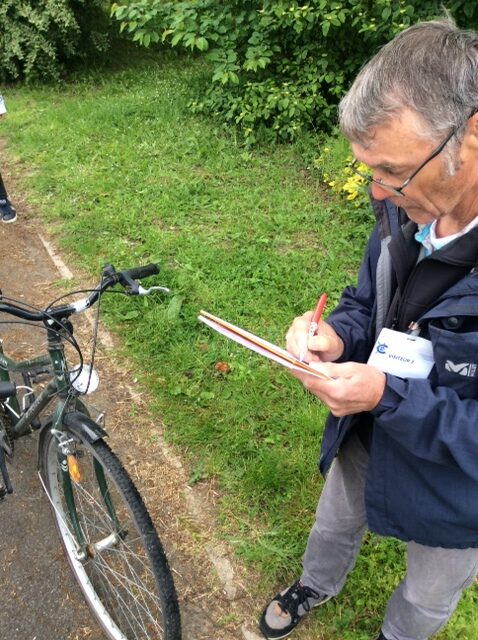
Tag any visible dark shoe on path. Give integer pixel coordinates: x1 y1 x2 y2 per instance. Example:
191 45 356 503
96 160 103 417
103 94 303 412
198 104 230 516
0 198 16 223
259 579 332 639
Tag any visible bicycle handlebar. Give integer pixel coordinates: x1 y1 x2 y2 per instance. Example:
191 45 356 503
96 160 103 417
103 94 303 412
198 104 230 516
0 263 161 323
122 264 159 281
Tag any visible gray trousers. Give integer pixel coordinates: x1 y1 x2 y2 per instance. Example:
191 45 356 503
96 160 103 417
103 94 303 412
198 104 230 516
300 433 478 640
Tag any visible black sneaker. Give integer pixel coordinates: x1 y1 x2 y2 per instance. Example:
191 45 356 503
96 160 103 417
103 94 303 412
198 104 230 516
259 579 332 639
376 634 389 640
0 198 16 223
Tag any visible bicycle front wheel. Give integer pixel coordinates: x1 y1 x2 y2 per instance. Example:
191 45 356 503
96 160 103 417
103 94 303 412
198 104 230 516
40 424 181 640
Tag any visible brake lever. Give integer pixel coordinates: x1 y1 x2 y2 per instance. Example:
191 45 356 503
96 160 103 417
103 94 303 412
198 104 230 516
120 272 139 295
137 286 171 296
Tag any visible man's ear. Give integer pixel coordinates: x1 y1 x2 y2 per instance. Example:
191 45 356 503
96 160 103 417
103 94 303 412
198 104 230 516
464 112 478 150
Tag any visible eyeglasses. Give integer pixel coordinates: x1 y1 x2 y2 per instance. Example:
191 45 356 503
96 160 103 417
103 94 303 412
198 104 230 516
350 126 457 198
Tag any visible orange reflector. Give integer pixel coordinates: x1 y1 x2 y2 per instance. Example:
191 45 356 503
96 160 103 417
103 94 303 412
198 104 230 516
67 454 81 483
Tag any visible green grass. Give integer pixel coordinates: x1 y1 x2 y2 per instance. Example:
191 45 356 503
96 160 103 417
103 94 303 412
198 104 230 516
2 50 476 638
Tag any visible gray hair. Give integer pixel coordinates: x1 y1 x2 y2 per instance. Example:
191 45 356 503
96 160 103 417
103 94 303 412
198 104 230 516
339 18 478 167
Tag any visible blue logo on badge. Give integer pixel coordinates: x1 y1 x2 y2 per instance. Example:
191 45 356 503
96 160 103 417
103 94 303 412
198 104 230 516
376 342 388 355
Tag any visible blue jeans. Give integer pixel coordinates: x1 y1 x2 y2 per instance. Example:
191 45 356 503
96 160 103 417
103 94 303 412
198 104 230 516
300 432 478 640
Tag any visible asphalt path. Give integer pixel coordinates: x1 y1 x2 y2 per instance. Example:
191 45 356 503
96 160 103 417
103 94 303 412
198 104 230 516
0 436 104 640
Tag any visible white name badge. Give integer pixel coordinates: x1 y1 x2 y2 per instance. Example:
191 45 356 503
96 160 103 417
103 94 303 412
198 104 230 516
367 328 435 379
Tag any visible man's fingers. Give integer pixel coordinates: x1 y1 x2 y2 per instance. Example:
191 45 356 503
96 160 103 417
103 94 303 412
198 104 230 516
308 334 332 353
294 362 386 416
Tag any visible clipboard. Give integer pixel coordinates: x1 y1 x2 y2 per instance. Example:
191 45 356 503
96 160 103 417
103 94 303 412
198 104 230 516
198 310 332 380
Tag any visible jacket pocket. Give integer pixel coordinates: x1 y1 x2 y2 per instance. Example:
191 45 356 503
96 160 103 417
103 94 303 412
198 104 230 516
429 323 478 398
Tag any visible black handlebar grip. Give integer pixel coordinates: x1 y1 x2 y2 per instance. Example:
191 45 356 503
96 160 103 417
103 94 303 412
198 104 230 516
123 264 159 280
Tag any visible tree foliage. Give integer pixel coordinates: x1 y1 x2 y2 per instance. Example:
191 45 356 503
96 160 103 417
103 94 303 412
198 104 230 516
0 0 112 82
111 0 478 142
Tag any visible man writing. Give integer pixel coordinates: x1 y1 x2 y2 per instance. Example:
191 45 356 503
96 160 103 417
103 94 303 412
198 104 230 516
260 18 478 640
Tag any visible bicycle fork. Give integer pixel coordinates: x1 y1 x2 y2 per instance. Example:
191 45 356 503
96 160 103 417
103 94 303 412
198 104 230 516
54 431 126 561
0 376 18 498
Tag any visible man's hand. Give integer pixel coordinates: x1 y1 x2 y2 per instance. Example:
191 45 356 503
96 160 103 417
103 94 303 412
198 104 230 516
292 361 386 417
286 310 344 363
286 311 385 416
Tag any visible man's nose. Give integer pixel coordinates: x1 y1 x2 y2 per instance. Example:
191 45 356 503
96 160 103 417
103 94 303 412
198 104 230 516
370 180 392 201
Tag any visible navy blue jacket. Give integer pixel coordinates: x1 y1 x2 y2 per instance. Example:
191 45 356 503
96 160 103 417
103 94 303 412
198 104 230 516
319 199 478 549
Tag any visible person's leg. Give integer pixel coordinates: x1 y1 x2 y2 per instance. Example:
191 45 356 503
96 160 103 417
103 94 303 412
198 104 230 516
0 170 7 198
381 541 478 640
260 433 369 638
300 431 369 595
0 170 16 223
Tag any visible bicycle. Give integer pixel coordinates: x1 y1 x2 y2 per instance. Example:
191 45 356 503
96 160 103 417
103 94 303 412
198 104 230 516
0 263 182 640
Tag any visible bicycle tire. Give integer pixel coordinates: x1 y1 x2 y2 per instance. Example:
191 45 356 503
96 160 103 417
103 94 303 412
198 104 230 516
40 424 181 640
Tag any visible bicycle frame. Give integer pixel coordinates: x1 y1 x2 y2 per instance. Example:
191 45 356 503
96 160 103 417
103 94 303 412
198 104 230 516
0 326 70 438
0 328 121 556
0 263 164 442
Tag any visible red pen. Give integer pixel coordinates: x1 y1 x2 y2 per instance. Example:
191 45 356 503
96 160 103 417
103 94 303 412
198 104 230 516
309 293 328 337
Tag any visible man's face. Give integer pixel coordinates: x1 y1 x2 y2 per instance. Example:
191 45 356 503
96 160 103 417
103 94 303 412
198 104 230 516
351 108 478 232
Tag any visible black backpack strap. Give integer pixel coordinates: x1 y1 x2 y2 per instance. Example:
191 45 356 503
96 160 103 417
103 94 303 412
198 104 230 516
369 197 402 337
387 224 478 332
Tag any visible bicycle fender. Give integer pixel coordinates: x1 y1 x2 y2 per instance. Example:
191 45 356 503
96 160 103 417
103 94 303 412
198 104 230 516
37 412 108 472
62 411 108 443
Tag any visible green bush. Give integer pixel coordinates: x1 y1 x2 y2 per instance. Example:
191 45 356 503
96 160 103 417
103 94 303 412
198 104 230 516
111 0 478 143
0 0 113 82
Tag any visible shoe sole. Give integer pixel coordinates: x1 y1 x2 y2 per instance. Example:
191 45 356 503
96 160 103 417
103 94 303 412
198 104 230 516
2 216 17 224
259 594 333 639
259 627 300 640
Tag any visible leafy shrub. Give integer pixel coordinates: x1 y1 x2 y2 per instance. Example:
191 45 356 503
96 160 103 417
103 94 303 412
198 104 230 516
0 0 112 82
111 0 478 143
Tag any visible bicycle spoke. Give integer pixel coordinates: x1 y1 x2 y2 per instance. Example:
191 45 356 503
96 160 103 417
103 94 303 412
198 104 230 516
90 554 163 637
